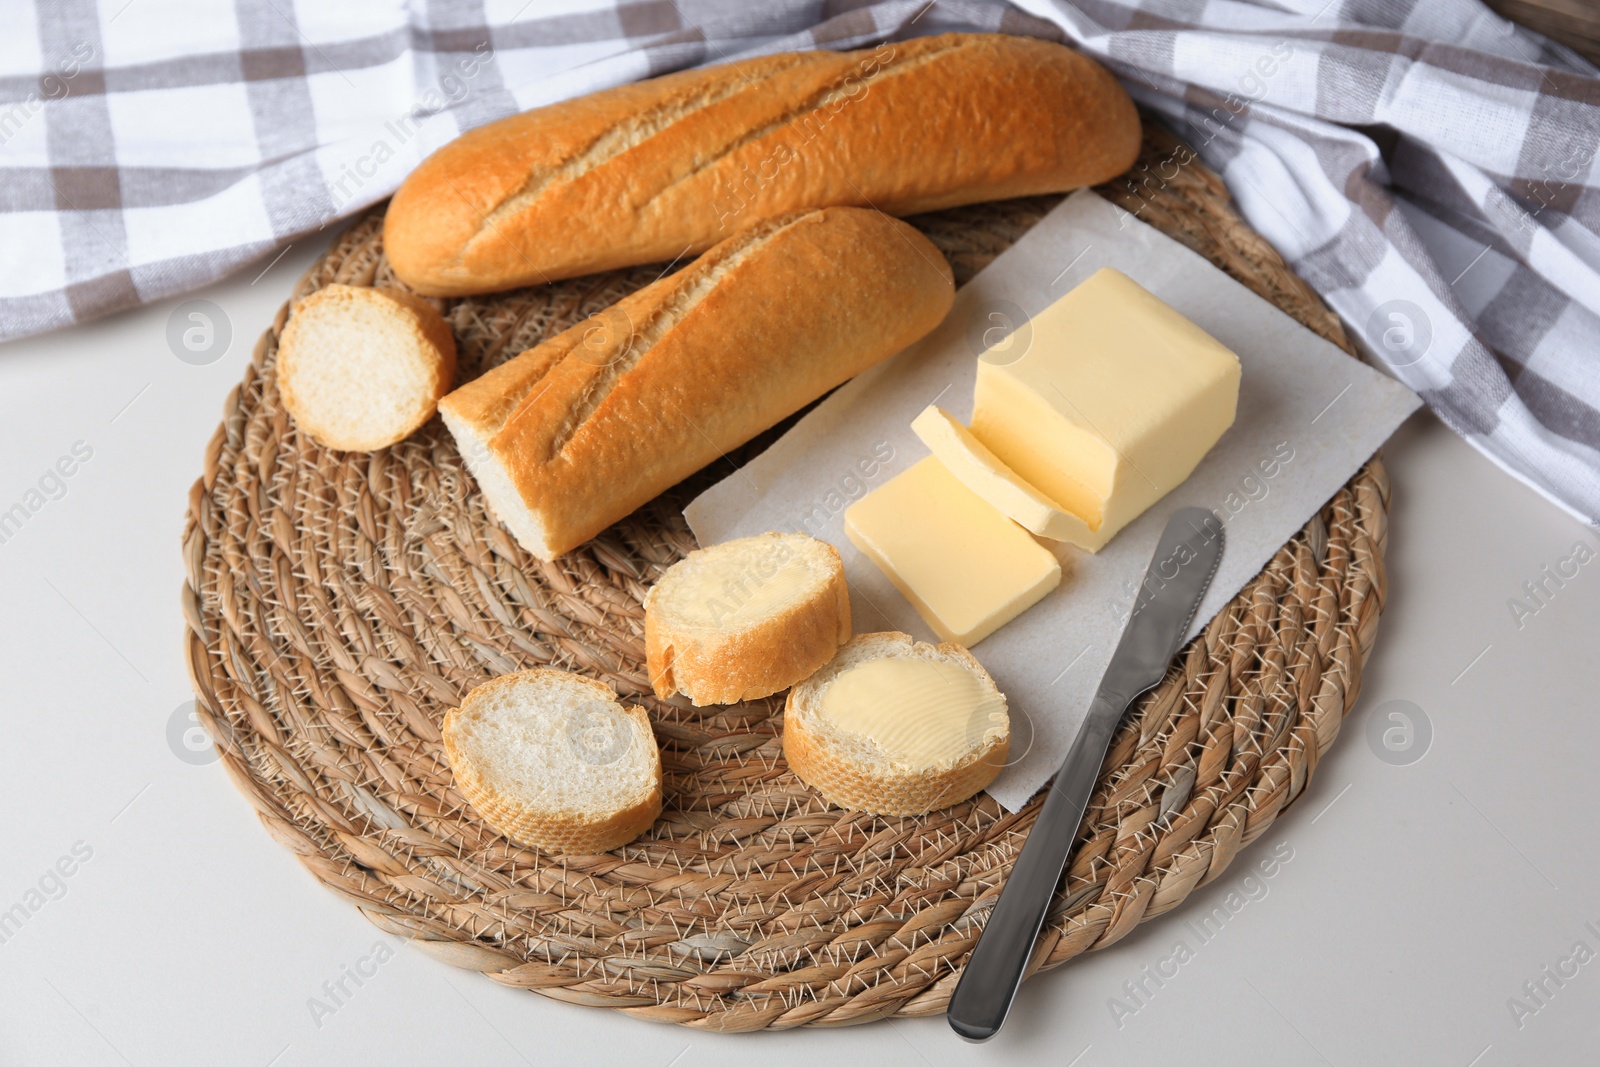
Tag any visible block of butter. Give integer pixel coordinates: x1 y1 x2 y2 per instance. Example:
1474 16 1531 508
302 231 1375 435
970 267 1241 552
844 456 1061 646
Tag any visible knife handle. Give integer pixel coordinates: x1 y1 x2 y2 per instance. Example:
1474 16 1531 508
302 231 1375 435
947 700 1120 1041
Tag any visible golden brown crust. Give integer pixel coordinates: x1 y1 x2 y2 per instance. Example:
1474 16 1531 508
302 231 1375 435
645 536 851 706
385 34 1140 295
782 713 1007 817
441 670 663 855
434 328 578 445
439 206 955 560
781 634 1008 816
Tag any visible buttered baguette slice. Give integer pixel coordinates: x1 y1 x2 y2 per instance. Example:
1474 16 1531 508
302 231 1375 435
646 533 850 706
784 633 1009 816
443 669 662 855
440 207 953 560
385 34 1138 296
277 285 456 452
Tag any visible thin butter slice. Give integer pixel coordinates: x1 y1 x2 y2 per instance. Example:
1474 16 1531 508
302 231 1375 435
971 267 1241 552
911 405 1087 543
844 456 1061 646
818 656 1005 770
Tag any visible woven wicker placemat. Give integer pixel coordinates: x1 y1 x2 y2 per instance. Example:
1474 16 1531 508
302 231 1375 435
182 123 1389 1031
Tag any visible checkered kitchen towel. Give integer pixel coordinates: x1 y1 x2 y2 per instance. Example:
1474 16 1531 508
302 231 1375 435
3 1 1597 526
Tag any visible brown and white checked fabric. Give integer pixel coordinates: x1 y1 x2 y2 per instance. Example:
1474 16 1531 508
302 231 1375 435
1 0 1596 525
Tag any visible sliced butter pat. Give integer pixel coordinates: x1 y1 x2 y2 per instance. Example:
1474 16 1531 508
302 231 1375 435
818 656 1006 770
912 404 1088 543
971 267 1241 552
844 456 1061 646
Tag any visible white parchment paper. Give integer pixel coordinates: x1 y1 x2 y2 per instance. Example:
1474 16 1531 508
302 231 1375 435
684 190 1420 811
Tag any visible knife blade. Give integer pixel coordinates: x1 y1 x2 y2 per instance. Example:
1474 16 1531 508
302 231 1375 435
947 507 1225 1041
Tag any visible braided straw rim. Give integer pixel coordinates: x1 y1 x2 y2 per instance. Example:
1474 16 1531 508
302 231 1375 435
182 124 1389 1030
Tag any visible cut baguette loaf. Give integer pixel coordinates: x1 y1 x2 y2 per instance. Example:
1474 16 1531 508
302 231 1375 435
439 206 953 560
646 533 850 706
385 33 1139 295
442 669 662 854
783 633 1009 816
277 284 456 451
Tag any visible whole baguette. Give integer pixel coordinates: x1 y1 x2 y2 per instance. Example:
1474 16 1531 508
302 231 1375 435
439 206 954 560
386 33 1139 295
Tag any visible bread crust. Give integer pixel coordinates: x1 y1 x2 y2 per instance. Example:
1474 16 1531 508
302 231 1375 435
442 669 663 855
385 33 1139 295
645 533 851 705
277 285 457 452
438 207 954 560
782 633 1008 816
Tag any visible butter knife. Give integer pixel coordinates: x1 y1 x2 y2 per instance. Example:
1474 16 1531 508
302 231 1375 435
948 507 1224 1041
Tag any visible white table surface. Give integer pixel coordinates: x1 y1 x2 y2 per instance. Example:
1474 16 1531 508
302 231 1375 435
3 235 1598 1067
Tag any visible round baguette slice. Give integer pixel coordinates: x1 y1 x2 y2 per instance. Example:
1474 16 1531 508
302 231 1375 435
277 284 456 451
646 532 850 705
784 632 1009 816
442 669 662 854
